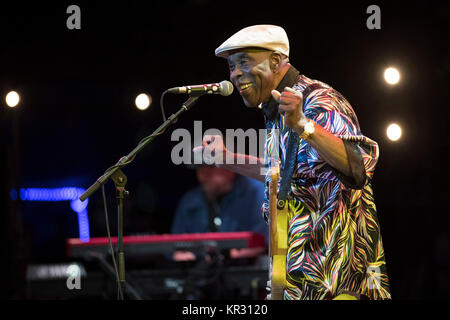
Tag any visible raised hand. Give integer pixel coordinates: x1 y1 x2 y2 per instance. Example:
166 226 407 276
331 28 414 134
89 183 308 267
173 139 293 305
192 134 230 165
271 86 308 132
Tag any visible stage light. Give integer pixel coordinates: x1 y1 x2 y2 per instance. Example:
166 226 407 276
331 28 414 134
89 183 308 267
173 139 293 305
386 123 402 141
13 187 90 242
70 198 89 213
76 209 90 243
6 91 20 107
19 187 85 201
135 93 151 110
384 67 400 85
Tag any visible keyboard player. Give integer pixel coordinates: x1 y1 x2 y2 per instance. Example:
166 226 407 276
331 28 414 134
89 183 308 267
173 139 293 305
171 165 268 261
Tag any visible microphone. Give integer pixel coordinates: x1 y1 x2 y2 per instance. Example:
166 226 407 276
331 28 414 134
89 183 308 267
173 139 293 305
167 80 234 96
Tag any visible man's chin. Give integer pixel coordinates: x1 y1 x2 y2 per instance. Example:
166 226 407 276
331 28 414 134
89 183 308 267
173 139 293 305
242 97 259 108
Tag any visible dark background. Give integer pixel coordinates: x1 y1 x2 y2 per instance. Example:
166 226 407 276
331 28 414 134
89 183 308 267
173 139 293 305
1 0 449 299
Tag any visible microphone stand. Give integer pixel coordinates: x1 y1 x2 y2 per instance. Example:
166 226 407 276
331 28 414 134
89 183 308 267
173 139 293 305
79 95 200 300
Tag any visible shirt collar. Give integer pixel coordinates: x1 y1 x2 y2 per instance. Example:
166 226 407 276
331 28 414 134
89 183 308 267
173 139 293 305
261 66 300 121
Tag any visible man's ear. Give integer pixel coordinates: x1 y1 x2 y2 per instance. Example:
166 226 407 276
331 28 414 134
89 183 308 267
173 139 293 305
270 51 283 73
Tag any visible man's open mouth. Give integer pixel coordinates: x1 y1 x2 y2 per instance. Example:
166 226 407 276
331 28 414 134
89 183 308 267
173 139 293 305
239 82 253 92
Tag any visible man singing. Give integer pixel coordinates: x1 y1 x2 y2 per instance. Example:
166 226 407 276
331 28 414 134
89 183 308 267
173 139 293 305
195 25 390 300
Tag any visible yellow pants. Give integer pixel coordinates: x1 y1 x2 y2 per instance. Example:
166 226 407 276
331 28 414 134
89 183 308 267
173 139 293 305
333 293 359 300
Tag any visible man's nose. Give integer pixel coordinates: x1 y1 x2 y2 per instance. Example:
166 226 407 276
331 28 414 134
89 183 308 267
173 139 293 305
230 68 243 82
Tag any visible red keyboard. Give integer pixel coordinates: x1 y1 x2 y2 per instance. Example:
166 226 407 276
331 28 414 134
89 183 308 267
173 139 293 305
66 231 266 258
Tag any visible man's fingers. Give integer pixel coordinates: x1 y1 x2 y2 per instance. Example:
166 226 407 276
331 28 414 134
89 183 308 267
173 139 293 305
285 87 303 100
192 146 203 153
203 135 217 143
279 95 298 105
271 89 281 102
202 135 214 147
284 86 296 93
273 88 303 104
284 86 302 96
278 104 297 112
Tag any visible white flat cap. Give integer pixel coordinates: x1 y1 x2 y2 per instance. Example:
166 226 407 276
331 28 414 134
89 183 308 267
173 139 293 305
215 25 290 58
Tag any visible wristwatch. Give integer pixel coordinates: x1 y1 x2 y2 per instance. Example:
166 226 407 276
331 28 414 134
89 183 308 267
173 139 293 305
300 119 315 140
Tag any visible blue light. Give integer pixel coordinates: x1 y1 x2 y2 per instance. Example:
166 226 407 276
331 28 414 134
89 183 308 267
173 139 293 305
12 187 90 242
19 187 86 201
77 209 90 243
70 198 88 213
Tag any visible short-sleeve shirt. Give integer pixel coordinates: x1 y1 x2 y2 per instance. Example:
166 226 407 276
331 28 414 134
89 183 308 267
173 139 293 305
263 71 391 300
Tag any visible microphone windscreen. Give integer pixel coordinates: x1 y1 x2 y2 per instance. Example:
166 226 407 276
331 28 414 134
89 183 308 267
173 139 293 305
219 80 234 96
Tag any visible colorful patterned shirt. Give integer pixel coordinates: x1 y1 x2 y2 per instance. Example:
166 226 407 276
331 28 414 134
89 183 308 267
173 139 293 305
262 68 391 300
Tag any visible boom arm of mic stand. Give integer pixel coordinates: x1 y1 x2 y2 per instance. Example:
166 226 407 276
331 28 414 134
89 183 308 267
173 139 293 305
79 95 199 202
79 95 199 301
